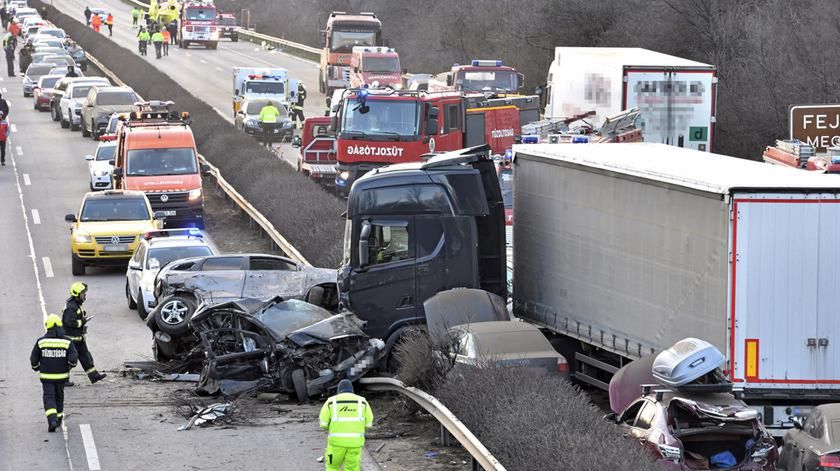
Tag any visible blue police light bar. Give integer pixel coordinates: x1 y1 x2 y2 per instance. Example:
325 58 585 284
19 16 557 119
521 135 539 144
571 136 590 144
471 60 504 67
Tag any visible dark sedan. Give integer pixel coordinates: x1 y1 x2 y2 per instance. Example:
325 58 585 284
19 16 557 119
781 403 840 471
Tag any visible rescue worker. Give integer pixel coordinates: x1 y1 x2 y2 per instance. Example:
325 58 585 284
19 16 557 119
8 19 19 38
62 282 107 385
40 6 48 20
0 5 7 29
137 27 150 56
324 96 332 117
3 34 14 78
106 13 114 36
18 40 33 74
161 28 170 56
131 7 140 28
291 83 307 125
151 28 164 59
319 379 373 471
91 13 102 33
84 6 92 26
0 92 10 119
258 100 281 147
31 314 78 432
65 66 79 78
0 111 8 166
167 19 178 44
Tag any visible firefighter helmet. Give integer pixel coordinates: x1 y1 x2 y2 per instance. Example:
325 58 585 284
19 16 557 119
45 313 63 329
70 282 88 297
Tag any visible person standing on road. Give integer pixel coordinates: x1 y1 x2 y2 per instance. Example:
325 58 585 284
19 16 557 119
0 111 9 166
137 27 150 56
131 7 140 28
0 92 10 120
19 40 33 74
151 29 164 59
65 66 79 78
291 83 307 126
31 314 78 432
4 37 15 78
84 7 92 26
106 13 114 37
40 6 48 20
161 29 170 56
62 282 107 386
167 19 178 45
0 5 7 30
319 379 373 471
91 13 102 33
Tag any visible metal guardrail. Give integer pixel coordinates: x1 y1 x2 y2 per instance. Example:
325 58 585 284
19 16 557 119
359 377 507 471
85 52 312 266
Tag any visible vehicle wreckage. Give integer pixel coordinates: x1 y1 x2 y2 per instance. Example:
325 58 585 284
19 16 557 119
147 296 384 400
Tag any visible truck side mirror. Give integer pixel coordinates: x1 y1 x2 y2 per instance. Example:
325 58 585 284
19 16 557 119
64 214 77 223
425 118 439 136
446 75 453 87
113 167 123 178
330 115 338 131
517 72 525 89
85 155 94 161
790 416 804 430
108 160 115 166
291 135 301 148
358 220 371 268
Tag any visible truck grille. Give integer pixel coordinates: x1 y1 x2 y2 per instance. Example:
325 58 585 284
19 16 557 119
147 192 189 205
95 235 137 244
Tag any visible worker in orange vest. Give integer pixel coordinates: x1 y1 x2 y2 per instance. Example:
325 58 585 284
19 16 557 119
91 13 101 33
105 13 114 36
8 19 19 37
161 29 170 56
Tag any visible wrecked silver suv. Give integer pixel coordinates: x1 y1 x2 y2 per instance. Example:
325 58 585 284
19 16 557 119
188 297 384 401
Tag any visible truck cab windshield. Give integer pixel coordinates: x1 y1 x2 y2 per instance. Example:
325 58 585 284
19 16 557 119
331 31 377 52
341 99 419 138
126 148 198 176
245 82 284 95
363 57 400 73
458 70 518 92
185 8 215 20
81 198 149 221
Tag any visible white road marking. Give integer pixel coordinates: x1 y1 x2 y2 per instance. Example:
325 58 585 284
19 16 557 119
61 419 75 471
211 106 233 124
79 424 101 470
10 123 17 133
8 138 48 318
200 58 207 64
186 52 192 57
23 173 30 185
215 66 222 71
31 209 40 225
42 257 53 277
15 146 22 156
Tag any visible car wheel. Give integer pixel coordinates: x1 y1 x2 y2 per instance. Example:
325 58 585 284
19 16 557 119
61 116 69 128
81 120 90 137
137 291 149 320
51 105 60 122
71 256 85 276
70 119 79 131
126 280 137 309
291 369 308 403
155 295 195 335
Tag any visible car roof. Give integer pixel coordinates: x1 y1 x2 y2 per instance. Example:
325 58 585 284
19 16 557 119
84 190 147 200
96 86 135 93
145 236 212 249
96 141 118 149
67 78 109 87
38 74 63 82
816 403 840 417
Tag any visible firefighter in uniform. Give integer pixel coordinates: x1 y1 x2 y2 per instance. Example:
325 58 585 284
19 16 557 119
62 282 107 385
291 82 306 126
319 379 373 471
31 314 78 432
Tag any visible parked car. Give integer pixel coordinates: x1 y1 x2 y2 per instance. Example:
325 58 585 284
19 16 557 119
33 28 66 40
59 78 111 130
80 86 139 139
32 74 62 111
780 403 840 471
22 62 57 96
235 98 294 141
98 112 127 142
125 229 216 320
85 141 117 191
607 339 778 470
150 254 338 336
155 296 384 401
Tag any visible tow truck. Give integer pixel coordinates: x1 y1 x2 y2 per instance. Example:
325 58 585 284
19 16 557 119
232 67 298 116
427 60 524 94
327 88 539 194
349 46 402 89
291 117 336 187
179 0 219 49
319 11 383 95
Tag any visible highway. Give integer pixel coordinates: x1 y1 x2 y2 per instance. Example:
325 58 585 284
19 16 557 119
53 0 327 168
0 68 353 471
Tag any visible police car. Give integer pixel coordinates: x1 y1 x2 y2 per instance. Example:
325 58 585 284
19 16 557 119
125 229 216 320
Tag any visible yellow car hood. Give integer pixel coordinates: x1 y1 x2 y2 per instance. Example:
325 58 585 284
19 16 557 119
77 220 158 236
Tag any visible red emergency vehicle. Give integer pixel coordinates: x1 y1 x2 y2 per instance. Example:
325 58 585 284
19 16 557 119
179 1 219 49
291 117 337 187
329 88 539 194
428 60 524 94
319 12 383 94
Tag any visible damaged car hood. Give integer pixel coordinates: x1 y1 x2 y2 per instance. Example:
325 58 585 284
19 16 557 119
424 288 510 342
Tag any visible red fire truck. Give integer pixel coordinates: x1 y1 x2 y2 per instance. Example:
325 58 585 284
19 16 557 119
427 60 525 94
329 88 539 194
291 117 337 187
319 12 383 95
179 1 219 49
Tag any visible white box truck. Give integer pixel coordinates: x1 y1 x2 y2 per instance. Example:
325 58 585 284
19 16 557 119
232 67 299 115
512 143 840 435
544 47 717 151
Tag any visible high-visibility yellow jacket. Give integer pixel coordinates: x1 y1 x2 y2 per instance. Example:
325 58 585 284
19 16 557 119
138 31 151 41
259 105 281 123
151 32 165 43
319 392 373 448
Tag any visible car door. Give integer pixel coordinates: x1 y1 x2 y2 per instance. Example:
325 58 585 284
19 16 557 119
127 243 146 299
185 256 247 302
242 256 306 299
82 88 96 127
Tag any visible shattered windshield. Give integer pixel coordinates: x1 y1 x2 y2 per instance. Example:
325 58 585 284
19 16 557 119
250 299 333 340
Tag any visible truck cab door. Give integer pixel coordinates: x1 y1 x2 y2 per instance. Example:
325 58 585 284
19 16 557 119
346 217 417 340
414 215 446 317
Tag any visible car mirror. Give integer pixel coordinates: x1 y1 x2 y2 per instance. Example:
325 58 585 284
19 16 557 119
64 213 77 222
128 260 141 270
113 167 123 178
108 160 115 166
358 220 371 268
85 154 94 161
790 416 804 430
291 135 301 148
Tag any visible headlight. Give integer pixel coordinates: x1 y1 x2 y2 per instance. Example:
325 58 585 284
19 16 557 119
339 171 350 181
74 232 92 243
188 188 202 200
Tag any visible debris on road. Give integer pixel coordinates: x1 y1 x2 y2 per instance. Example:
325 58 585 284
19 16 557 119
177 402 235 431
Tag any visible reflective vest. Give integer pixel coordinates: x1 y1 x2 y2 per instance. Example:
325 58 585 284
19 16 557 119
152 32 164 43
259 105 280 123
62 297 86 342
319 392 373 448
138 31 151 41
30 333 78 382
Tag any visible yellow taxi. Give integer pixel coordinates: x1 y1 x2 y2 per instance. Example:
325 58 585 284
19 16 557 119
65 190 166 275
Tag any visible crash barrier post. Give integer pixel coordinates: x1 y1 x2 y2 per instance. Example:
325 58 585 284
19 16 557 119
358 377 507 471
85 52 312 266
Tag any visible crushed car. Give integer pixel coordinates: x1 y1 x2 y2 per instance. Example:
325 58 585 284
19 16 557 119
149 254 338 337
607 338 778 470
165 296 383 400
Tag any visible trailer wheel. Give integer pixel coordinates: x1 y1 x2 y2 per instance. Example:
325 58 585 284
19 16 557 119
208 41 218 50
292 369 308 403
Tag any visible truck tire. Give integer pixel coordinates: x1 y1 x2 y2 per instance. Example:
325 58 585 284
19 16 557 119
231 35 238 42
81 121 90 137
61 116 69 128
208 41 218 50
155 295 195 336
291 369 308 403
126 281 137 309
179 40 186 49
137 291 150 320
71 256 85 276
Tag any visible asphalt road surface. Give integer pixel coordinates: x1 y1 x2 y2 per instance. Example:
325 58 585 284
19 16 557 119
0 67 380 470
53 0 325 168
